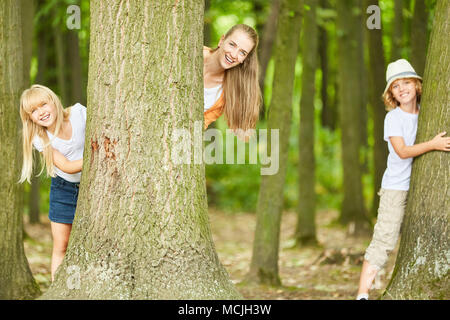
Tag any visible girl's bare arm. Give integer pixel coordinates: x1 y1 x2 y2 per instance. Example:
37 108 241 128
52 149 83 174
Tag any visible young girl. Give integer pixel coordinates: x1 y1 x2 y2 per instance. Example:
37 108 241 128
356 59 450 300
19 84 86 281
203 24 262 138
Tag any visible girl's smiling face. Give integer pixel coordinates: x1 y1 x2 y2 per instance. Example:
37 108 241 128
29 101 57 129
390 78 417 106
218 30 255 70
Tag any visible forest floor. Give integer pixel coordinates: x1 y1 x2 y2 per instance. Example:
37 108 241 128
24 208 398 300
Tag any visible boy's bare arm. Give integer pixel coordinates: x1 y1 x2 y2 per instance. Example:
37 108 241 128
390 132 450 159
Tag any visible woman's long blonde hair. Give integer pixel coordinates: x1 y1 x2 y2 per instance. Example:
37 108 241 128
214 24 262 133
19 84 69 183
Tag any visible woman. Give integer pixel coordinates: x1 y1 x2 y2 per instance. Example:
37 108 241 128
203 24 262 139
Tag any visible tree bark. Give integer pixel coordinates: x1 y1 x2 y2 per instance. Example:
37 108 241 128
0 0 41 299
53 21 68 105
336 0 369 233
410 0 428 76
258 0 281 119
41 0 240 300
318 0 336 131
68 30 85 105
295 0 318 246
366 0 388 218
383 0 450 300
247 0 303 286
391 0 404 60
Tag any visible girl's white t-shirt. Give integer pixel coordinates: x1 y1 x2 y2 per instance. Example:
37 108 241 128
204 85 222 112
381 107 418 191
32 103 87 183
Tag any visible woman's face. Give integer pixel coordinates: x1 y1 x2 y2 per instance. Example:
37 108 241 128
390 78 417 106
218 30 255 70
29 101 57 129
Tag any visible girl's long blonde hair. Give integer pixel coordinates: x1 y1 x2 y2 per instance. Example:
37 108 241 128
214 24 262 133
19 84 69 183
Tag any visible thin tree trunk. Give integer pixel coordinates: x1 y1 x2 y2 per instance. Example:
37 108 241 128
204 0 212 46
336 0 369 234
258 0 281 119
410 0 428 76
366 0 388 218
357 0 368 167
295 0 318 246
383 0 449 299
53 24 68 105
0 0 41 299
391 0 404 60
67 30 85 105
247 0 303 286
42 0 240 299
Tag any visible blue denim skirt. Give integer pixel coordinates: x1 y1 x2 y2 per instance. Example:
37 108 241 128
49 175 80 224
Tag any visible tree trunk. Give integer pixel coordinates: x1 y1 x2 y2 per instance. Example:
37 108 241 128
0 0 41 299
41 0 240 300
258 0 281 119
67 30 85 105
366 0 388 218
53 23 68 105
391 0 404 60
295 0 318 246
357 0 368 168
383 0 450 300
247 0 303 286
410 0 428 76
204 0 212 47
318 0 335 131
336 0 369 233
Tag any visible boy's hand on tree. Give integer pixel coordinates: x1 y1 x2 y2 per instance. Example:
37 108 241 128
431 132 450 151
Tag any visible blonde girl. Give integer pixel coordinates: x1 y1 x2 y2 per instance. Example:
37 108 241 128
19 84 86 281
356 59 450 300
203 24 262 138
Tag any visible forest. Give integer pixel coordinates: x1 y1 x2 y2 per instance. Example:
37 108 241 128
1 0 448 301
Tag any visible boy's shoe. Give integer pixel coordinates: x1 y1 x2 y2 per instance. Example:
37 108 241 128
356 293 369 300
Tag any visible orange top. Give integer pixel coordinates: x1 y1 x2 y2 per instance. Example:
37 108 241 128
203 91 225 129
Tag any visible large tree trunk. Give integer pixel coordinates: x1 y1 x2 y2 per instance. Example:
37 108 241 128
247 0 303 286
295 0 318 246
0 0 41 299
336 0 369 233
383 0 449 299
42 0 240 299
410 0 428 76
366 0 388 218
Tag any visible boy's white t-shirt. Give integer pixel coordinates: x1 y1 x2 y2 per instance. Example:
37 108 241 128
204 85 222 112
32 103 86 183
381 107 418 191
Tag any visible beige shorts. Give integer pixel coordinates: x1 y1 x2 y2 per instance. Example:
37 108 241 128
364 188 408 270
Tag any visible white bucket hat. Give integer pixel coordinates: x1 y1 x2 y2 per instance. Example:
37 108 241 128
384 59 422 94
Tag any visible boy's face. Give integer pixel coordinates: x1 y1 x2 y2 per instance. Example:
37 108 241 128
30 101 57 129
390 78 417 106
217 30 254 70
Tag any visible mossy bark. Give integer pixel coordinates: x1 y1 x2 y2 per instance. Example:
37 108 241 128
247 0 303 286
41 0 240 300
383 0 450 300
295 0 318 246
0 0 41 299
336 0 369 233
